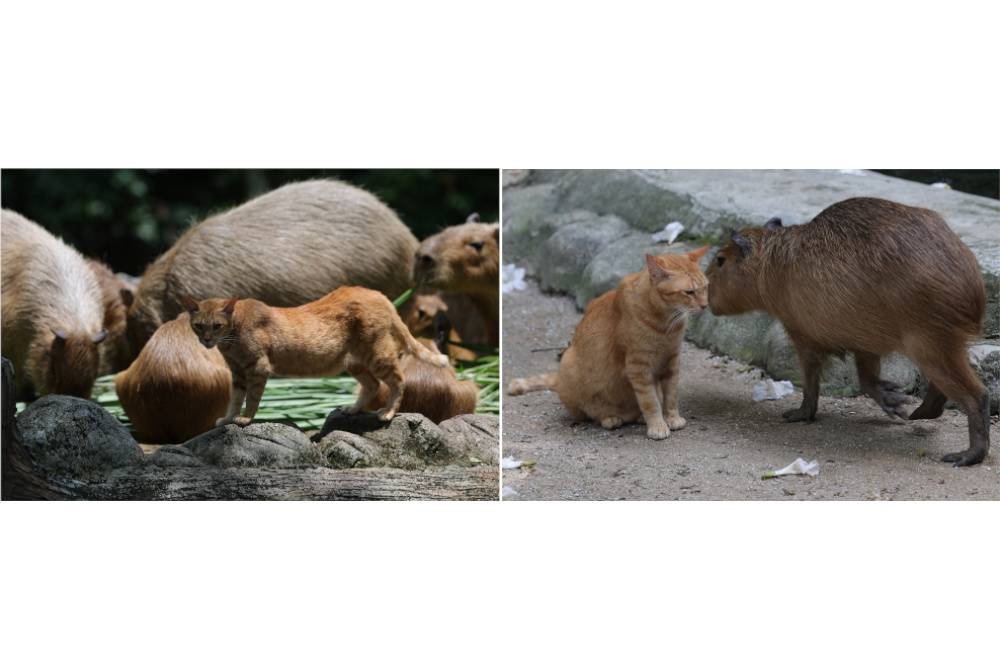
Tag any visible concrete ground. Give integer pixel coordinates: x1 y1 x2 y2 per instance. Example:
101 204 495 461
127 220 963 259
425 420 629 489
502 281 1000 501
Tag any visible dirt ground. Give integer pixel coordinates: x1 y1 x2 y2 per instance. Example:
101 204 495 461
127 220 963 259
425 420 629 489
502 281 999 500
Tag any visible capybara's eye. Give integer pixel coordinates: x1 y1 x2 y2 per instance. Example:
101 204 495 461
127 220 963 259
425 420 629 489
716 256 726 267
417 309 426 318
468 240 485 251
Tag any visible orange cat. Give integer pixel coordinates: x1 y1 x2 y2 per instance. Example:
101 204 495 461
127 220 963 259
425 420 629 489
508 248 709 439
183 286 448 426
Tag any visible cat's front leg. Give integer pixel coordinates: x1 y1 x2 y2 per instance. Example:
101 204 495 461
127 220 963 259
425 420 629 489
236 360 272 426
218 377 247 426
660 354 686 430
625 356 669 440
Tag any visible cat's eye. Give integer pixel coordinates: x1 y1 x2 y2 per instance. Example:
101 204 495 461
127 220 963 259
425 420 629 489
468 240 485 251
685 290 696 296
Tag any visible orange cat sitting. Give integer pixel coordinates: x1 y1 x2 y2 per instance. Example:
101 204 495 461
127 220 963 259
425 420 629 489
183 286 448 426
508 248 709 439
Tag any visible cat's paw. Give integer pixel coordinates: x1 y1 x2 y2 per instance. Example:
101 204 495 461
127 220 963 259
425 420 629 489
600 416 623 429
233 416 252 427
215 417 230 427
646 420 670 440
376 408 396 422
666 414 687 430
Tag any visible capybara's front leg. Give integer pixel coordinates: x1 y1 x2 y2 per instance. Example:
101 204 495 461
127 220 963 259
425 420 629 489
626 354 669 439
783 340 822 423
854 351 908 419
235 360 271 426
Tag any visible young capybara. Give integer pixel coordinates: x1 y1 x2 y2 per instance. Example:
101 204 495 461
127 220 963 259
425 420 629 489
114 312 232 443
707 197 990 466
403 293 478 362
413 213 500 346
85 257 136 374
363 341 479 423
126 179 420 357
1 209 107 400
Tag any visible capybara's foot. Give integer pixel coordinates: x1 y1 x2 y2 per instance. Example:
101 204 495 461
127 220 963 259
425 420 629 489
233 416 252 427
875 380 909 419
600 416 623 429
908 402 944 421
376 407 396 422
941 446 987 467
666 414 687 430
646 419 670 440
782 406 815 423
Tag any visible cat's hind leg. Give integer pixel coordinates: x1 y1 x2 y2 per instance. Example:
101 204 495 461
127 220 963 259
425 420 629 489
345 359 381 415
600 416 623 429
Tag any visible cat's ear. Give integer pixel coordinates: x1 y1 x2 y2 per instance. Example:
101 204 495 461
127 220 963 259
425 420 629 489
222 298 238 315
180 295 200 314
731 231 752 258
765 217 783 230
645 254 671 280
466 212 480 223
686 245 711 262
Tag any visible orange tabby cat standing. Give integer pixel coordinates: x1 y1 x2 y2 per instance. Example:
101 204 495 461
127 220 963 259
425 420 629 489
183 286 448 426
509 248 709 439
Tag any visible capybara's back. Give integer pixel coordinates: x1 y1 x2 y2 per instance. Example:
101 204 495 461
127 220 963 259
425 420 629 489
127 179 420 350
1 209 106 399
367 346 479 423
707 197 990 465
115 312 231 443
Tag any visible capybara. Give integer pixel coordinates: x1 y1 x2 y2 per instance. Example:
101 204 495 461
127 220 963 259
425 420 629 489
706 197 990 466
114 312 231 443
85 257 135 374
126 179 420 356
413 213 499 346
403 293 478 362
364 341 479 423
1 209 107 400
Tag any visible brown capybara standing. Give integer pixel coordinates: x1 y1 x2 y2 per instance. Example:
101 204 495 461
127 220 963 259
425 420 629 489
413 213 499 346
707 197 990 466
126 179 420 357
1 209 107 400
114 312 232 443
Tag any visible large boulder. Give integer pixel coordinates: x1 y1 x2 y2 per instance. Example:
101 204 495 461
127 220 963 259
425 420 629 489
16 395 144 479
182 422 323 468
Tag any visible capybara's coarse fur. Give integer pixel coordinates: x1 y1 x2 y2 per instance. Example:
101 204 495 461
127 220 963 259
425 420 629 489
184 286 449 425
126 179 420 356
364 341 479 423
706 197 989 466
403 293 478 362
1 209 107 400
115 313 231 443
413 214 500 346
509 248 710 440
85 257 135 374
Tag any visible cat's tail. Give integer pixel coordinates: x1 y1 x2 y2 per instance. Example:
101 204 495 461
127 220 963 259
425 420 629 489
394 318 450 368
507 372 557 395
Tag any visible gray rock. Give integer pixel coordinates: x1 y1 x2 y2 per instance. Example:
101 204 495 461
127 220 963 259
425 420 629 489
538 212 631 298
16 395 143 479
146 444 202 468
438 414 500 465
184 422 322 468
319 431 380 468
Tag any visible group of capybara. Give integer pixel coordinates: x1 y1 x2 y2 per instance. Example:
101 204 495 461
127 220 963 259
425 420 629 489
2 179 499 444
510 197 992 466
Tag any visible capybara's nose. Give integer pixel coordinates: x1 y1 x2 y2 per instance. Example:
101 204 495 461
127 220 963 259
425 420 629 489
419 254 435 268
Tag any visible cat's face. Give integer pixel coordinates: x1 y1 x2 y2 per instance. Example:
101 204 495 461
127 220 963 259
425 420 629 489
182 296 237 348
646 247 710 313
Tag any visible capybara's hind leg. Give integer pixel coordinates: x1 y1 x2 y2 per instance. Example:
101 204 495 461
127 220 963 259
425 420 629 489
346 359 380 415
783 340 823 423
854 351 908 419
911 342 989 466
909 382 948 420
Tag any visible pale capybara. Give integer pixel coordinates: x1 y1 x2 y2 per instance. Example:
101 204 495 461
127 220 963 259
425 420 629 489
413 213 499 346
126 179 420 356
114 312 231 443
707 197 989 466
85 257 136 374
1 209 107 400
364 341 479 423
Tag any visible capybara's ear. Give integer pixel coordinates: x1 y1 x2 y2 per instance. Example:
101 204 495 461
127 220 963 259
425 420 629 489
50 328 69 342
731 231 752 258
92 330 108 344
222 298 238 315
466 212 480 223
645 254 671 280
491 224 500 241
120 288 134 308
687 245 711 262
765 217 783 230
180 295 200 314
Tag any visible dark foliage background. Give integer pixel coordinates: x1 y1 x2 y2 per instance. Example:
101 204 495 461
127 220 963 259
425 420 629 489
1 169 499 275
873 169 998 200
